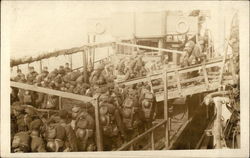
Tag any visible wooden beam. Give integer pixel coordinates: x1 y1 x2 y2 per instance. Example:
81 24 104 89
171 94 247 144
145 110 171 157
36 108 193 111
10 41 114 67
10 81 93 103
116 42 184 54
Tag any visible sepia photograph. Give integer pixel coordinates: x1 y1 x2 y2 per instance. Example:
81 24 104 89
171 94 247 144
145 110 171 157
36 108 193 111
1 1 249 158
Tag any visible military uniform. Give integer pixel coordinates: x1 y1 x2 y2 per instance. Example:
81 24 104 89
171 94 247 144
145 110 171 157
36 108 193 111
120 88 141 142
98 93 125 151
139 86 157 131
58 110 78 152
181 40 205 67
12 131 31 152
74 110 96 151
29 119 46 152
13 106 28 132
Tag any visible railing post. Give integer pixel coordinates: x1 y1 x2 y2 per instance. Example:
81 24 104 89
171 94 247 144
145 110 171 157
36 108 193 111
151 131 155 150
82 51 88 83
70 55 73 69
92 94 103 151
163 68 169 149
58 96 62 110
39 60 43 73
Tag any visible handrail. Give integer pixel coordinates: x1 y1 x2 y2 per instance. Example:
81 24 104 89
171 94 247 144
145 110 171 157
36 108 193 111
10 81 93 103
116 119 168 151
116 42 184 54
117 57 224 86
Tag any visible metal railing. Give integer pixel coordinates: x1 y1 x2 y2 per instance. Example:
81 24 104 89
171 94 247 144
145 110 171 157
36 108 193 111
117 119 168 151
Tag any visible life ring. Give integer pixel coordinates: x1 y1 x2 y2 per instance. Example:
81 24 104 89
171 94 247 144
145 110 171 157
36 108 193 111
95 22 105 35
176 18 189 34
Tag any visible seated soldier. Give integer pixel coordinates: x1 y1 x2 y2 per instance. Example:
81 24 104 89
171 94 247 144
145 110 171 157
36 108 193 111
12 106 28 132
26 66 38 84
29 119 46 152
64 63 72 73
12 131 31 152
57 110 78 152
180 40 206 67
14 69 25 82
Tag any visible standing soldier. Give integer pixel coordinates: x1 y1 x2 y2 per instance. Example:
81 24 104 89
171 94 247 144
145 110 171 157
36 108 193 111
74 109 95 151
57 110 78 152
98 93 125 151
120 88 141 145
139 85 157 131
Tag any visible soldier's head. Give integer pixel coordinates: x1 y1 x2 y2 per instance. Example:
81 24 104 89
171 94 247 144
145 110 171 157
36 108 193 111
184 41 195 53
30 119 43 132
65 62 70 68
58 109 69 120
28 66 35 73
13 106 24 116
72 105 81 119
17 69 22 74
99 94 109 103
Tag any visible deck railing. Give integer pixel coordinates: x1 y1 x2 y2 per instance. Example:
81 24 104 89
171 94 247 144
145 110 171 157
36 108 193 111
117 119 168 151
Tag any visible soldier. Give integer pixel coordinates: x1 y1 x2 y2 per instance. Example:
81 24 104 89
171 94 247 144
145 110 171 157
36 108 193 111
12 106 28 132
181 40 206 78
139 85 157 131
26 66 38 84
12 131 31 152
120 88 141 144
58 65 66 76
89 63 108 94
29 119 47 152
14 69 25 82
57 110 78 152
45 117 66 152
64 63 72 73
180 40 206 67
74 108 96 151
98 93 125 151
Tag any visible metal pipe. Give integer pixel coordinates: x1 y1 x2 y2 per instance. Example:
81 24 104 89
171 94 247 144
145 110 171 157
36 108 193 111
163 67 169 149
203 91 229 106
82 51 88 83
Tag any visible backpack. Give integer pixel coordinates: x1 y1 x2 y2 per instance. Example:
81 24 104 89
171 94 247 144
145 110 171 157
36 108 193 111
141 92 154 120
99 104 118 136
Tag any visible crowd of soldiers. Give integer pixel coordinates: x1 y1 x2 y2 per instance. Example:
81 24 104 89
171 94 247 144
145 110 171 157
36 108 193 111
10 60 157 152
10 36 211 153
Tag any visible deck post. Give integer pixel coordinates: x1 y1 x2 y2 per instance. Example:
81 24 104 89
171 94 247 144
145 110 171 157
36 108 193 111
39 60 42 73
92 35 96 68
82 51 88 83
163 67 169 149
158 38 164 54
58 96 62 110
93 94 103 151
70 55 73 69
